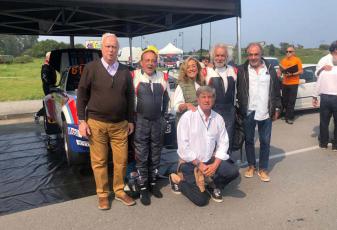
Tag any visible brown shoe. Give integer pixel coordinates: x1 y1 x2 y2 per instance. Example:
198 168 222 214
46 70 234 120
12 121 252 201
115 193 136 206
98 197 110 210
258 169 271 182
244 166 255 178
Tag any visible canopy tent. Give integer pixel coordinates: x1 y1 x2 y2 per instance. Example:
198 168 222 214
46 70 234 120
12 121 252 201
0 0 241 37
159 43 183 55
118 46 142 63
0 0 242 62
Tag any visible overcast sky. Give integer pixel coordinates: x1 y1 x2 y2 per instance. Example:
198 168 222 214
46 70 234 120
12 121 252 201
39 0 337 52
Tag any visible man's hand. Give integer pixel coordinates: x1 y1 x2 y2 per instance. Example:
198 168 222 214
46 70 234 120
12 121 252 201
202 158 221 177
203 163 218 177
128 123 134 135
312 97 319 107
322 65 333 72
186 103 197 112
79 121 91 138
273 110 280 121
198 162 208 174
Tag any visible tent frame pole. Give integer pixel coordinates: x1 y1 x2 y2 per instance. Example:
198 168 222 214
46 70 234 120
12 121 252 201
236 17 242 64
129 37 133 67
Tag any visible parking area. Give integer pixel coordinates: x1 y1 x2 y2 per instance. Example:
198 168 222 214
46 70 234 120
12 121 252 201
1 111 337 229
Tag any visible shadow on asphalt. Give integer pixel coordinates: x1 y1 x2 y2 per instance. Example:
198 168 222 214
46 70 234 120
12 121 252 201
0 122 179 216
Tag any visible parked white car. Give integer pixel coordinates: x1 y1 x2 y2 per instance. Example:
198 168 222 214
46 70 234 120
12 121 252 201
295 64 317 110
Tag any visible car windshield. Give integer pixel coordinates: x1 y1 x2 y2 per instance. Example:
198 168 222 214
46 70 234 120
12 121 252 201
266 58 279 67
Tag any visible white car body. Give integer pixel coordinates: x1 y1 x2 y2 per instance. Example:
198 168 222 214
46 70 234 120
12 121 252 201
294 64 317 110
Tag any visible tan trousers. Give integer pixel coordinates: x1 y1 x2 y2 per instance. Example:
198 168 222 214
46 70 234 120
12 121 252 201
87 118 128 197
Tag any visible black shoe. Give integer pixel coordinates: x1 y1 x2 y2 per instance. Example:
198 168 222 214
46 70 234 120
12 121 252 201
169 174 181 195
332 146 337 152
319 144 328 150
206 186 223 203
286 119 294 124
34 113 40 124
150 183 163 198
139 188 151 205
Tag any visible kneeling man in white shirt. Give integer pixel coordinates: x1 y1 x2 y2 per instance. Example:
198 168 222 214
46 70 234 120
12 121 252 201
169 86 239 206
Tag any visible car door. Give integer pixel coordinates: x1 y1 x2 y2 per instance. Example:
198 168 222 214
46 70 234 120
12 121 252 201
295 65 317 110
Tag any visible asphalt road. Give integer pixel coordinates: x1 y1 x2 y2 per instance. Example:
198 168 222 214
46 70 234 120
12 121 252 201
0 112 337 230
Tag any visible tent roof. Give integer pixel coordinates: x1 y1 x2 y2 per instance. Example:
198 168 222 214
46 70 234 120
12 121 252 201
0 0 241 37
159 43 183 55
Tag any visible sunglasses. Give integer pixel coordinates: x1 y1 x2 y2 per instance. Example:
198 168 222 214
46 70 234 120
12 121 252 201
286 51 294 53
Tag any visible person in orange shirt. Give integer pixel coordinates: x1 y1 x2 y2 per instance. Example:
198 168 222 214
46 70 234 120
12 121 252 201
278 46 303 124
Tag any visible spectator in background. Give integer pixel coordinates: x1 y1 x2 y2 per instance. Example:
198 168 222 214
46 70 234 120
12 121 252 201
313 40 337 150
200 56 211 68
236 43 281 182
204 43 237 155
77 33 136 210
278 46 303 124
173 56 205 124
34 51 57 123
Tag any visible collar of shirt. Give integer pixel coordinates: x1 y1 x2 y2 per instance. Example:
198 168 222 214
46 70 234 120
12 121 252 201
101 58 119 77
248 61 267 73
141 69 157 78
197 106 215 123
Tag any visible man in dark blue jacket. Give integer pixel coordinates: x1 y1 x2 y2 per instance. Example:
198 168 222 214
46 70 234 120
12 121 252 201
236 43 281 182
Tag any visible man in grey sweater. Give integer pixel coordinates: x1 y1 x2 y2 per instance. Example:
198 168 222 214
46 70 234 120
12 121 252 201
77 33 135 209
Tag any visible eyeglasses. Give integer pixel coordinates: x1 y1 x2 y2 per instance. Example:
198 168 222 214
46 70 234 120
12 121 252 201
286 51 294 53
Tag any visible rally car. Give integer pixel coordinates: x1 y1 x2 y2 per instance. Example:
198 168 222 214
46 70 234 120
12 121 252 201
43 48 177 166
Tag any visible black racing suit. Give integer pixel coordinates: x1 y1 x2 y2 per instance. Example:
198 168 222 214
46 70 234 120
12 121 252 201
36 63 57 117
133 70 169 188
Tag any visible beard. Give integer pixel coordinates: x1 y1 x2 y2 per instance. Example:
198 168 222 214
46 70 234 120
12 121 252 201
214 61 226 68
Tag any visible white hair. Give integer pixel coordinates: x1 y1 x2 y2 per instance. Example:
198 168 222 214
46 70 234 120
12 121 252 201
209 43 228 63
101 33 119 48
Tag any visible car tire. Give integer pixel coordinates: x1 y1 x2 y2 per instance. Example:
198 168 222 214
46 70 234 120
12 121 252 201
62 121 84 166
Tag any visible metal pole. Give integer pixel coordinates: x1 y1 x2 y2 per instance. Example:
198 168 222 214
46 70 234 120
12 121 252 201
129 37 133 68
70 35 74 48
200 24 203 59
236 17 242 64
209 22 212 52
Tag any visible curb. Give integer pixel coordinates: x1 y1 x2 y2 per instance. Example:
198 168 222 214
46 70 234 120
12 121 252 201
0 113 34 121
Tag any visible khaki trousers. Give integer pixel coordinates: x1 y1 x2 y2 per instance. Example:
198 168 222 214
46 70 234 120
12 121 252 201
87 118 128 197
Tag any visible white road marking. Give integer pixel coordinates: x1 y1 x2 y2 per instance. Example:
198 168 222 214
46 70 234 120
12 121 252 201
269 145 320 160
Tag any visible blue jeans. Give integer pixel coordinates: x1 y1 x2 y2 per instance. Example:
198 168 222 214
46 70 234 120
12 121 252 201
244 111 272 170
179 159 239 206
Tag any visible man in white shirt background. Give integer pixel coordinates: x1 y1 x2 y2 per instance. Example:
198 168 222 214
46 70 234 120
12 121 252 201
313 40 337 150
169 86 239 206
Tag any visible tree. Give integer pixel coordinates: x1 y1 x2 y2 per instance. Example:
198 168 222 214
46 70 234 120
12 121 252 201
297 44 304 49
319 44 330 50
25 40 69 57
266 44 276 56
279 42 291 55
0 35 38 56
